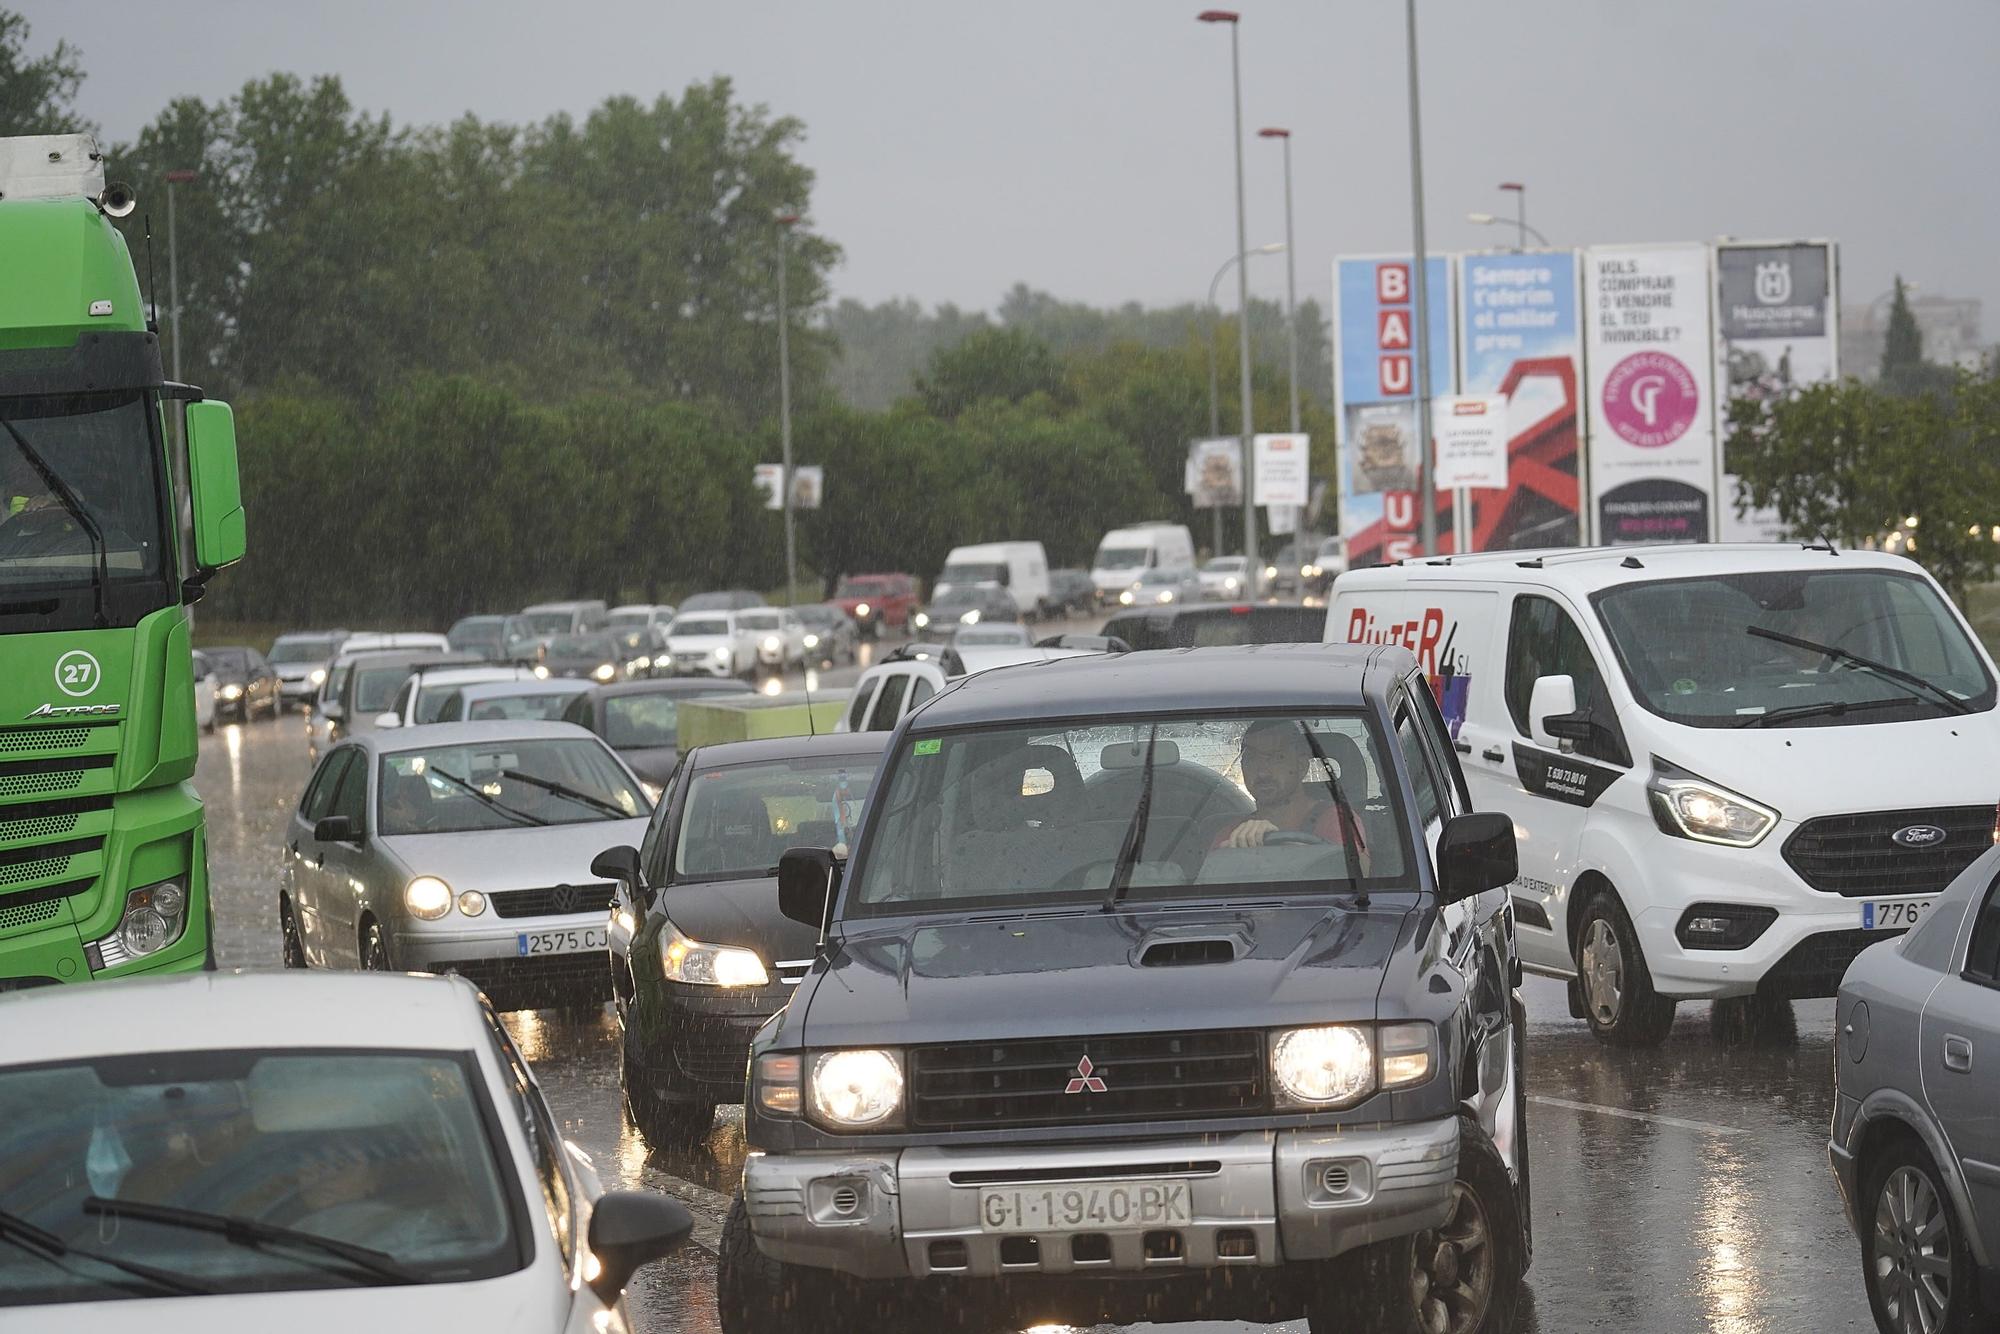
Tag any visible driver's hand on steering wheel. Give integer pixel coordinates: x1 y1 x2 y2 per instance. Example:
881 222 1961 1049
1223 819 1279 849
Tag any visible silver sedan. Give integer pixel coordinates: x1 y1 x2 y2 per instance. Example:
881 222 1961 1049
279 720 651 1011
1831 844 2000 1333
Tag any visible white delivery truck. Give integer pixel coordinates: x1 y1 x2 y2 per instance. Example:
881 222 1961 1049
1330 544 2000 1045
932 541 1051 619
1088 522 1197 603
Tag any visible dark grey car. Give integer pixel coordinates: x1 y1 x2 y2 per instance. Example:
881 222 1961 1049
1832 846 2000 1332
718 644 1529 1334
561 678 756 787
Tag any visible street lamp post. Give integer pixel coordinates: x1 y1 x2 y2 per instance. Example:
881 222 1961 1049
1402 0 1437 556
163 169 198 382
1199 8 1261 579
1467 211 1551 249
1258 128 1300 437
776 212 800 607
1205 242 1285 556
1498 181 1527 252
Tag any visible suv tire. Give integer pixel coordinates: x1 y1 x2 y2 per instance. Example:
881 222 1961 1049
1573 892 1676 1047
1862 1137 1995 1334
718 1192 870 1334
621 1025 714 1147
1309 1116 1524 1334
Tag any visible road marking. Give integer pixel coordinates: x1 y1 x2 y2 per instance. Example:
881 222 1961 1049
1530 1094 1746 1137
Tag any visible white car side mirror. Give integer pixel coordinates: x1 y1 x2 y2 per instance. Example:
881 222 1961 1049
1528 674 1578 751
374 712 403 729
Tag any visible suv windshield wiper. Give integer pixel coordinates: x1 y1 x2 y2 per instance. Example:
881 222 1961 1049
1732 696 1911 729
427 768 549 827
0 418 110 628
500 768 631 819
1294 723 1369 904
82 1196 420 1285
1746 625 1973 715
1102 724 1159 911
0 1204 216 1296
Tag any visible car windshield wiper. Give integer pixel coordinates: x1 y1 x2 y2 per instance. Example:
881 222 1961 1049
0 1204 217 1296
500 768 631 819
426 768 549 827
1102 723 1159 912
1731 696 1912 729
1293 723 1369 905
1746 625 1973 715
0 418 110 628
81 1196 421 1286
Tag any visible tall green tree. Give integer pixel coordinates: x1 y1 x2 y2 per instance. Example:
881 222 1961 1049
0 10 89 135
1880 276 1923 382
916 327 1065 419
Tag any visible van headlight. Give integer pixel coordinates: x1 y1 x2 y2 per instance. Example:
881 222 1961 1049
405 876 453 920
1223 577 1239 591
660 920 770 987
809 1049 904 1129
1648 764 1777 847
1270 1025 1374 1107
913 611 930 629
309 667 327 686
713 646 732 662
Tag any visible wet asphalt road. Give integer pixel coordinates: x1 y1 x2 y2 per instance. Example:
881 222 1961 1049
195 635 1871 1334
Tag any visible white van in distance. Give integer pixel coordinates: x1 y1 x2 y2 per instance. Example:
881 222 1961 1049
932 541 1051 619
1330 544 2000 1045
1089 522 1197 603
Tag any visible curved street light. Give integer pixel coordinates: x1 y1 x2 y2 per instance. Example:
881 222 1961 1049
1467 210 1551 250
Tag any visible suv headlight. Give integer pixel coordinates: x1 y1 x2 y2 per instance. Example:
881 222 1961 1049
809 1049 904 1128
660 920 770 987
1270 1026 1374 1107
1648 763 1777 846
405 876 452 920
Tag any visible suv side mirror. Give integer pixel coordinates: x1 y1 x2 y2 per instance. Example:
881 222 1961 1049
585 1191 692 1303
1437 812 1517 906
185 400 247 572
591 845 642 887
313 815 359 843
1528 674 1578 750
778 847 838 928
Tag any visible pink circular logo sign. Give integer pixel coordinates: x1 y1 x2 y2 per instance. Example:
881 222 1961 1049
1602 351 1699 447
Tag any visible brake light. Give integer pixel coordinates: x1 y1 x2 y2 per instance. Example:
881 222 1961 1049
1230 605 1252 616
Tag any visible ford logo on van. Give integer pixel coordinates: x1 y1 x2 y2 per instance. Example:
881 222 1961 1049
1891 824 1947 848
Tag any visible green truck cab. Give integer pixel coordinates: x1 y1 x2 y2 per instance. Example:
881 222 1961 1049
0 135 244 987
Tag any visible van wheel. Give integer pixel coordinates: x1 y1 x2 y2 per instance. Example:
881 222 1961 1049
1308 1117 1523 1334
1574 893 1675 1047
1863 1138 1994 1334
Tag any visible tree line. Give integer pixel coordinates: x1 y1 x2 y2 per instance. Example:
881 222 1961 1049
4 9 1336 626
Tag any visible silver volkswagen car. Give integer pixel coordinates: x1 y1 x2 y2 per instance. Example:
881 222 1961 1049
280 720 651 1011
1832 844 2000 1333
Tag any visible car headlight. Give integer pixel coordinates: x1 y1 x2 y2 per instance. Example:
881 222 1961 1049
803 633 820 649
1648 766 1778 846
1158 590 1175 603
854 602 871 617
1302 564 1316 578
809 1049 904 1128
456 890 487 917
961 609 980 625
1223 577 1239 591
1118 590 1134 605
405 876 452 920
1263 565 1278 580
1270 1025 1374 1107
220 683 243 699
593 663 617 681
309 667 327 686
714 646 732 661
632 656 651 671
532 664 550 679
913 612 930 629
660 920 770 987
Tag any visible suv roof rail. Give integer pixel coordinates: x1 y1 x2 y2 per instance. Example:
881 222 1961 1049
1036 633 1131 654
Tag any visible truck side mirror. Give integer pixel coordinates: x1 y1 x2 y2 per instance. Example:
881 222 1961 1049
185 400 246 573
777 847 837 928
1437 812 1517 906
1528 675 1578 751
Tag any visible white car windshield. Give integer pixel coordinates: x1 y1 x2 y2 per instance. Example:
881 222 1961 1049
0 1048 518 1302
737 612 783 631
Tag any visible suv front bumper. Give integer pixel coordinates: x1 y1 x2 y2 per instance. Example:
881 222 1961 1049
743 1118 1457 1280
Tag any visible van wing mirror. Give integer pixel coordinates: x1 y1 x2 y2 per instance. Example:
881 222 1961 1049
185 400 247 573
1437 812 1517 906
1528 675 1578 750
777 847 838 928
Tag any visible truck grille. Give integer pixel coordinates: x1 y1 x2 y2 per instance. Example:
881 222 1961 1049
489 883 615 919
0 756 114 802
908 1029 1265 1131
0 727 92 754
1782 806 1993 898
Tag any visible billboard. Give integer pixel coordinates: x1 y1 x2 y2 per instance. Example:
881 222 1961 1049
1335 255 1456 564
1432 397 1508 491
1584 244 1717 545
1184 437 1242 508
1457 251 1584 551
753 464 824 510
1713 241 1839 541
1253 434 1311 507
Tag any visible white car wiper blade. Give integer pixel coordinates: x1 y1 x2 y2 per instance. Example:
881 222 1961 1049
0 1204 217 1297
427 767 550 827
81 1195 421 1285
1746 625 1972 715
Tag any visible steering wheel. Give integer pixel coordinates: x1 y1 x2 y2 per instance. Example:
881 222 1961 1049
1264 830 1331 847
0 505 86 557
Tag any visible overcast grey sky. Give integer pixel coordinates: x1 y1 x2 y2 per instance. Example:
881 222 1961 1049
21 0 1999 327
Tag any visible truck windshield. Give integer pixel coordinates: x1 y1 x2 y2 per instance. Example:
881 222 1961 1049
0 390 171 632
848 712 1411 916
1592 569 1996 728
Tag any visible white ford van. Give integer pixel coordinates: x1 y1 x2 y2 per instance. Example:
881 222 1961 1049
932 541 1051 619
1331 544 2000 1045
1089 522 1197 602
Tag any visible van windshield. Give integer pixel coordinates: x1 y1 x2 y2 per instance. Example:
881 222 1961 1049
1095 547 1150 571
1592 569 1995 728
848 712 1411 915
941 562 1007 586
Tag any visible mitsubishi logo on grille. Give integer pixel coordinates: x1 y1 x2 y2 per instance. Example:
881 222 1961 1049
550 884 581 913
1064 1055 1107 1095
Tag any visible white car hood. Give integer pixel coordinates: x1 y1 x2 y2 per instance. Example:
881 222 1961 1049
48 1267 573 1334
378 817 649 890
667 633 735 652
1651 710 2000 823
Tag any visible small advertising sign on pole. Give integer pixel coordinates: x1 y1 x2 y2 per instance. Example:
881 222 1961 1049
1432 396 1508 491
1252 434 1311 508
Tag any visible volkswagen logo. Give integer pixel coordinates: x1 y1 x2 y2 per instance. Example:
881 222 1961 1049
1891 825 1947 849
549 883 581 913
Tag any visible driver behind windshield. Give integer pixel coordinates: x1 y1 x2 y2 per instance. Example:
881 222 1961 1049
1 448 54 519
1215 719 1369 872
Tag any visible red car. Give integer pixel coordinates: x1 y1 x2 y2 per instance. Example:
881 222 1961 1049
831 572 920 637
